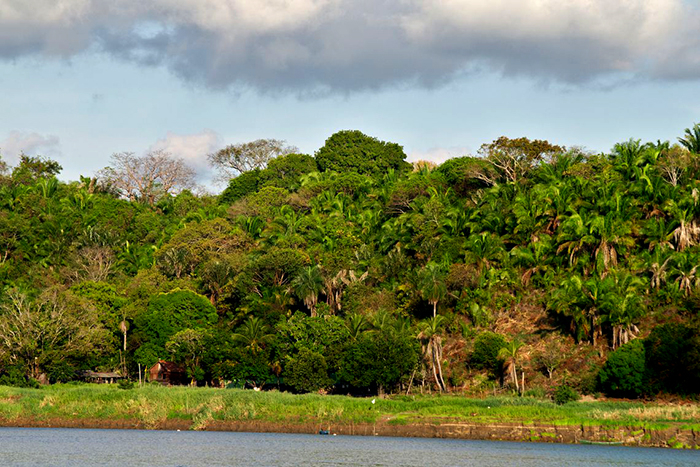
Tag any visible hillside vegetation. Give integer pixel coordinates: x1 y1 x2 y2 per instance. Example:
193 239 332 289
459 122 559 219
1 127 699 401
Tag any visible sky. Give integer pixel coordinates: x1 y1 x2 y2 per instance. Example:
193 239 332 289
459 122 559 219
1 0 699 190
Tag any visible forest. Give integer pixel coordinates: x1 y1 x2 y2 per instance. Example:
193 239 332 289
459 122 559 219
0 126 699 400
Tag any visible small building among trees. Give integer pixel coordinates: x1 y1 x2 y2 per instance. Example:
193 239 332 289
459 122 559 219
149 360 188 386
83 371 125 384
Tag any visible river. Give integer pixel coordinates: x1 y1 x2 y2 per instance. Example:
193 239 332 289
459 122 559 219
0 428 696 466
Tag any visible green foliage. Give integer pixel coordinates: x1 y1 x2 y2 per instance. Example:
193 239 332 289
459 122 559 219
644 323 700 395
133 289 217 366
117 379 134 390
220 169 262 204
276 312 350 373
340 330 419 393
246 186 289 217
284 348 332 393
261 153 317 190
0 366 40 388
598 339 646 398
553 385 580 405
4 128 700 398
11 155 62 184
436 156 491 195
471 331 507 376
315 130 410 177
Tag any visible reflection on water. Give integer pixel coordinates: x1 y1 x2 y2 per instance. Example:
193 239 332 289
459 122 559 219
0 428 696 467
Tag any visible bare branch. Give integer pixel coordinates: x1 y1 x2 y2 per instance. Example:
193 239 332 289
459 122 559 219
208 139 297 181
97 150 196 205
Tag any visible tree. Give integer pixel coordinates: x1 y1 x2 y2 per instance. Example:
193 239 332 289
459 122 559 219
471 331 507 376
598 339 646 398
418 315 447 392
11 155 62 184
418 262 447 317
166 328 209 385
219 169 262 204
678 123 700 154
260 153 317 190
644 323 700 395
477 136 564 184
340 330 418 394
208 139 297 181
284 348 332 393
232 316 274 352
499 339 524 394
0 289 110 379
657 145 690 186
132 289 218 367
292 265 324 317
315 130 410 177
98 151 196 205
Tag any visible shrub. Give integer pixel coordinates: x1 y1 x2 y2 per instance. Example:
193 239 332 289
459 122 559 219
553 385 580 405
118 380 135 390
471 331 507 376
0 366 40 388
340 331 419 394
644 323 700 395
598 339 646 398
284 348 332 394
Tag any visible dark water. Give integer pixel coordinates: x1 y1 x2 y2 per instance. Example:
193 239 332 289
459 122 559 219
0 428 697 467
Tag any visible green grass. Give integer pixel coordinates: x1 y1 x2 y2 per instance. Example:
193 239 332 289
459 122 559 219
0 384 698 431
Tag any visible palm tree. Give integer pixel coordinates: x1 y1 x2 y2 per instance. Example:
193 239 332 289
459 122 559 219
345 313 370 341
665 200 700 251
465 233 504 272
510 237 552 287
418 315 447 392
643 248 673 290
588 212 634 275
671 253 699 296
418 262 447 317
498 339 524 394
678 123 700 154
598 272 644 349
200 259 234 305
292 265 324 317
232 316 274 352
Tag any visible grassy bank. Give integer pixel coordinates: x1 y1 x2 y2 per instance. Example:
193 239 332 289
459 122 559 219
1 384 698 434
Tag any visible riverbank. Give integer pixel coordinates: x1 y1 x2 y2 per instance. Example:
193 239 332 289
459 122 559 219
0 384 697 448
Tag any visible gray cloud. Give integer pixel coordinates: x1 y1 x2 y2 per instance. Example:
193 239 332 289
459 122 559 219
1 0 699 92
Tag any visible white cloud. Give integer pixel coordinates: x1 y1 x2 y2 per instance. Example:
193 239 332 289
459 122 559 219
0 0 699 91
0 131 61 165
408 146 471 165
149 129 221 169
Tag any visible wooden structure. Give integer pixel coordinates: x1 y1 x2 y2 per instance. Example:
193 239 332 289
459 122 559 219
149 360 187 386
84 371 125 384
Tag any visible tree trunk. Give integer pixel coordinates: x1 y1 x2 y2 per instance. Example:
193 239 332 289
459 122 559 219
433 338 446 392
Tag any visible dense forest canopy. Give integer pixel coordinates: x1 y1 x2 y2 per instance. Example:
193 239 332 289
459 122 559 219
1 127 699 398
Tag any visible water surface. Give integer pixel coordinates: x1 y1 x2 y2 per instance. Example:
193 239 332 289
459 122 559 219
0 428 696 466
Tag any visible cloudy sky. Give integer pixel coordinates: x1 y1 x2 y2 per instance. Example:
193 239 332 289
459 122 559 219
1 0 699 188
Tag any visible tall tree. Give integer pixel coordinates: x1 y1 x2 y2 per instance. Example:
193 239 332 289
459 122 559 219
418 262 447 317
418 315 447 392
208 139 297 181
98 151 196 205
477 136 564 184
315 130 410 177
